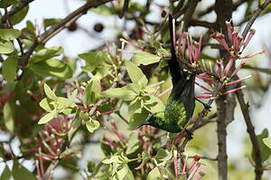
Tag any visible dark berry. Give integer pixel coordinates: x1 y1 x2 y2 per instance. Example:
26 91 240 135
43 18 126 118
94 23 104 33
161 10 167 18
67 22 78 32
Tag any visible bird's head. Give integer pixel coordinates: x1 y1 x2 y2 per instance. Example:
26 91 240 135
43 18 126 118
139 112 164 129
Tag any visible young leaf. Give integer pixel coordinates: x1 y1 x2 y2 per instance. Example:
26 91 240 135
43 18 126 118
43 18 62 28
84 76 101 105
3 102 15 133
10 6 29 25
38 111 57 124
252 129 271 161
44 83 57 100
263 137 271 149
0 29 21 41
86 117 100 133
116 165 134 180
125 133 140 155
102 84 137 101
0 41 15 54
144 96 165 114
30 58 73 79
12 160 35 180
129 108 149 130
147 167 162 180
132 51 161 65
2 56 17 83
79 51 112 78
0 165 11 180
68 110 81 141
125 61 148 89
0 0 17 8
87 161 96 173
155 149 172 166
39 98 54 112
30 46 63 64
91 5 114 16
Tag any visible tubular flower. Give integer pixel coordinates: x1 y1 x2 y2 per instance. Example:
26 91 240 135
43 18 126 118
211 21 261 59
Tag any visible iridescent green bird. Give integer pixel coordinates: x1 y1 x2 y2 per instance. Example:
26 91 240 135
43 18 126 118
140 15 196 133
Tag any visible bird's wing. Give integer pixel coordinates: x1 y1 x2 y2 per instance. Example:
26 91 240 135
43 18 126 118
168 14 183 86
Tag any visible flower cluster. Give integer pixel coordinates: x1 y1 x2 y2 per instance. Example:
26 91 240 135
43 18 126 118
35 115 71 178
172 21 261 99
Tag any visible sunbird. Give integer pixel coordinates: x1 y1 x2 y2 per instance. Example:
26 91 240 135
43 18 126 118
140 15 196 133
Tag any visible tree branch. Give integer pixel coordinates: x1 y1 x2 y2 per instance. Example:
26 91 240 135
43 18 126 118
198 0 248 18
241 0 271 38
236 91 263 180
18 0 113 77
0 0 35 27
182 0 199 31
214 1 234 179
235 2 271 180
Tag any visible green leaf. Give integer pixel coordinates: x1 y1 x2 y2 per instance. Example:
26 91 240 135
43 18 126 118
128 98 143 115
0 0 17 8
125 133 140 155
155 149 172 166
43 18 62 28
79 51 112 78
86 117 100 133
84 76 101 105
68 110 81 141
102 84 137 101
2 56 17 83
259 0 265 6
30 47 63 64
43 83 57 100
125 61 148 89
102 155 122 164
91 5 114 16
10 6 29 25
132 51 161 65
12 160 35 180
147 167 162 180
0 29 21 41
252 129 271 161
116 165 134 180
39 98 54 112
30 58 73 79
0 165 11 180
38 111 57 124
129 108 149 130
0 41 15 54
144 96 165 114
3 102 15 133
263 137 271 149
87 161 96 173
55 97 76 112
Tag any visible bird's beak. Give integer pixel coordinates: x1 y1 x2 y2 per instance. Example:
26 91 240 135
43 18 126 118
137 121 149 129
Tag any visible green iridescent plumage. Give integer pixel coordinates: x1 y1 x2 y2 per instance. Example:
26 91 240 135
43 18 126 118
140 15 195 133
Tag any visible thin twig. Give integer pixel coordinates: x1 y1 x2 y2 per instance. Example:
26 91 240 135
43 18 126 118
18 0 113 78
241 0 271 38
214 1 234 179
198 0 248 18
43 160 59 180
179 99 214 153
182 0 199 31
0 0 35 27
236 1 271 180
236 91 263 180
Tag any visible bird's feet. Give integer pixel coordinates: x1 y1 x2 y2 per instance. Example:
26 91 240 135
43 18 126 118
195 98 211 110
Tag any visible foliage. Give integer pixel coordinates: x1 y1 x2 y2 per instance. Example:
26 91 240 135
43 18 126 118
1 0 271 180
